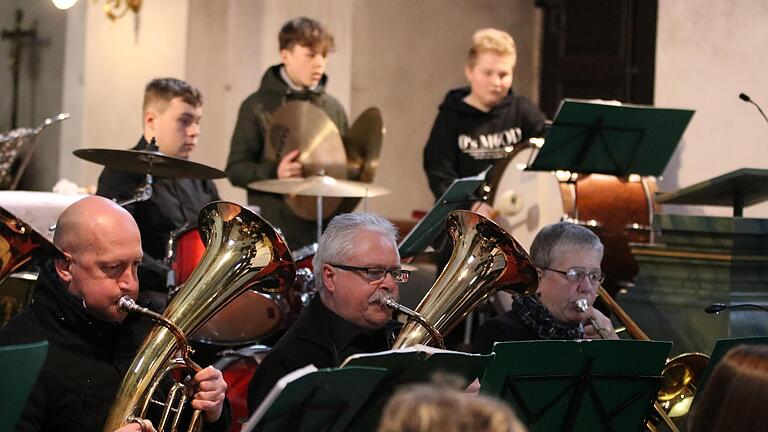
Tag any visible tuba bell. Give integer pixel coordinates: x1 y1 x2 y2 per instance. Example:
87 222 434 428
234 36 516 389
391 210 538 348
103 201 295 432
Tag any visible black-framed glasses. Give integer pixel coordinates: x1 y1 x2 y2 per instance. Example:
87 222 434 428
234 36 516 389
328 263 410 284
542 267 604 285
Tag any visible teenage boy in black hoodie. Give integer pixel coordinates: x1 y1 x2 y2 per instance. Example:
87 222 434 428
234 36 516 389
423 28 546 217
226 17 348 250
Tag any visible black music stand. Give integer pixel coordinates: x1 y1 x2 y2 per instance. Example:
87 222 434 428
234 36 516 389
481 340 671 432
0 341 48 431
398 170 487 258
340 346 494 431
529 99 694 177
655 169 768 217
242 366 387 432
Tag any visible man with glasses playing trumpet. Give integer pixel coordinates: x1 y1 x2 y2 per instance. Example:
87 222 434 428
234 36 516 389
247 212 408 413
472 221 617 354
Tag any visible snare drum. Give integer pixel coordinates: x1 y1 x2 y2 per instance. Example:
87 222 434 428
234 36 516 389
213 345 270 431
166 226 288 345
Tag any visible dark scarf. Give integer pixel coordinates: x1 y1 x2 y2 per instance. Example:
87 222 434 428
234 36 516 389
513 295 584 340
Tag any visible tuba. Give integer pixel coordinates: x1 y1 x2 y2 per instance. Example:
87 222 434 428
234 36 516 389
103 201 295 432
391 210 538 348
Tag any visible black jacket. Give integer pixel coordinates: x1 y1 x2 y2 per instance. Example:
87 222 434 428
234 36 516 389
0 262 231 432
246 295 399 413
225 65 348 249
423 87 546 199
96 136 220 292
471 308 540 354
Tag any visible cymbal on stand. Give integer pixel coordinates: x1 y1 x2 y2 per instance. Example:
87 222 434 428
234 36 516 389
248 175 390 198
264 101 348 220
73 148 226 180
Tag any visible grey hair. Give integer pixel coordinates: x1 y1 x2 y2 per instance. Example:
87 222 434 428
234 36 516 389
312 212 399 292
529 221 603 268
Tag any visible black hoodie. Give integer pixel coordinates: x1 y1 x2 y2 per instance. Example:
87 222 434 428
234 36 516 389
423 87 546 199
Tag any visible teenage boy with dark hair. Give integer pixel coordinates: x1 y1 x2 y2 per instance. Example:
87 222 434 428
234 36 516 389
226 17 348 249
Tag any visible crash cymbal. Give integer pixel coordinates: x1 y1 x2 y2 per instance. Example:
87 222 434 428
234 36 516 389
265 101 347 179
343 107 384 183
264 101 348 220
248 175 390 198
73 148 226 180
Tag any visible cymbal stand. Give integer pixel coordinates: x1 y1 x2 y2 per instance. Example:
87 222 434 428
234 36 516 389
116 173 154 207
315 169 326 244
117 137 159 207
316 193 323 244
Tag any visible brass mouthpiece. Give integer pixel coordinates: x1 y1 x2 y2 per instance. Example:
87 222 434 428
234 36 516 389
575 298 589 313
377 294 446 349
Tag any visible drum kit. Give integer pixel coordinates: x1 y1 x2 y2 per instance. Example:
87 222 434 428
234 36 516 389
0 101 391 427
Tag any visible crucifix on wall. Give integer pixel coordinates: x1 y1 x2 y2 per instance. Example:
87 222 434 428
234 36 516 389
2 9 38 130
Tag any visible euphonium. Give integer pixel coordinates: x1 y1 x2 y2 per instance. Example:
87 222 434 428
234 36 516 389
103 201 295 432
392 210 538 348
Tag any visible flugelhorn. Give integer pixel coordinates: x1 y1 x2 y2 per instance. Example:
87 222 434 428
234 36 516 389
391 210 538 348
103 201 295 432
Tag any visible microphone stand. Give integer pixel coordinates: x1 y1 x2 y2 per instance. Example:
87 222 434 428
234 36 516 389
705 303 768 314
739 93 768 124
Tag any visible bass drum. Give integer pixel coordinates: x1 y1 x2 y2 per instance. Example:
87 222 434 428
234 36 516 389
213 345 270 432
490 143 658 298
167 227 288 345
560 173 658 294
490 143 563 253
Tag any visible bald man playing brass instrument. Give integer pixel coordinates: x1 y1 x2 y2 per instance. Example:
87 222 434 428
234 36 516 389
0 196 230 432
472 222 618 354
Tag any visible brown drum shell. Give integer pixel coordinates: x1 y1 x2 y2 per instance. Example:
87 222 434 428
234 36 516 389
560 173 659 294
490 146 658 297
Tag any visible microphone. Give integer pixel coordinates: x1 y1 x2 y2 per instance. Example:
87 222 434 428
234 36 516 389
705 302 768 315
739 92 768 124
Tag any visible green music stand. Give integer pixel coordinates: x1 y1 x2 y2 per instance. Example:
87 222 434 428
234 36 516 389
695 336 768 397
655 168 768 217
398 171 487 258
0 341 48 432
242 366 387 432
340 347 495 431
481 340 671 432
529 99 694 177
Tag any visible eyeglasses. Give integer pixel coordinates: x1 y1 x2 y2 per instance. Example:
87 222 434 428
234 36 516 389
542 267 604 285
328 263 410 284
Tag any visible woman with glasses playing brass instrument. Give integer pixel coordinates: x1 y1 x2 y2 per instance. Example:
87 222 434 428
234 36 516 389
472 222 617 354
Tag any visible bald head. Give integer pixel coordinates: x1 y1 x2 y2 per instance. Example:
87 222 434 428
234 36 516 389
52 196 143 322
54 196 139 256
